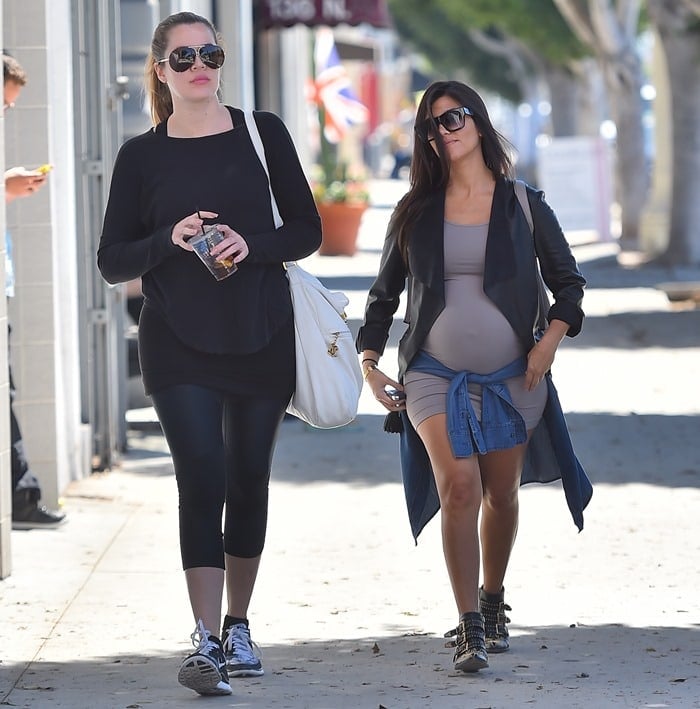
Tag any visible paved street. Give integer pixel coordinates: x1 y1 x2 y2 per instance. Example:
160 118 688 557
2 180 699 708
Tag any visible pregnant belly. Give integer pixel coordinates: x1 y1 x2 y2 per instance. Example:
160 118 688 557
423 280 524 373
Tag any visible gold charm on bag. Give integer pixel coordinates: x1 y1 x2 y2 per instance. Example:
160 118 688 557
327 332 340 357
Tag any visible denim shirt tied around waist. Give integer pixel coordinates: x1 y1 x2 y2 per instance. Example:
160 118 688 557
396 353 593 542
408 351 528 457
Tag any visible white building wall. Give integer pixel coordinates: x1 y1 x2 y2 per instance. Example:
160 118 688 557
0 0 12 578
3 0 86 511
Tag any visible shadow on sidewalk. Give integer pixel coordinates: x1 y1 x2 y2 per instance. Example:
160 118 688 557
124 405 699 491
579 250 700 290
2 624 697 709
565 309 700 349
315 274 377 293
567 412 700 488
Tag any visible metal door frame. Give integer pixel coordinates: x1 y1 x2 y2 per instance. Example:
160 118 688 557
72 0 127 470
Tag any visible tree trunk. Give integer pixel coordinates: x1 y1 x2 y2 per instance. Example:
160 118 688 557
573 58 608 138
552 0 648 247
546 59 604 137
603 56 649 247
648 1 700 265
546 66 579 137
680 0 700 15
467 29 546 183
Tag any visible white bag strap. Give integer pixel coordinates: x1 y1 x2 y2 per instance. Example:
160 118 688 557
244 110 284 229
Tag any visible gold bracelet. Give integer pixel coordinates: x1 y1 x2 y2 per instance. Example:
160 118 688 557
363 363 378 381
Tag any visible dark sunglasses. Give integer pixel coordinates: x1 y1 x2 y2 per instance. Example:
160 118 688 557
158 44 225 72
416 106 473 142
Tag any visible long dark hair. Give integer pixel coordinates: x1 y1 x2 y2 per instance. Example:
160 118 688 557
144 12 221 126
392 80 514 264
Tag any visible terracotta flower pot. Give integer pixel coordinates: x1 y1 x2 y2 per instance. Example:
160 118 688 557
316 201 367 256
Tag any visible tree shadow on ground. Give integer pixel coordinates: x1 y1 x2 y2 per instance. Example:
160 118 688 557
560 412 699 488
274 411 699 489
580 252 700 290
341 300 700 352
3 625 697 709
124 408 699 490
565 309 700 349
320 250 700 298
316 273 377 294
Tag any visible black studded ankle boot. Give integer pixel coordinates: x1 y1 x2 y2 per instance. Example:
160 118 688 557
444 611 488 672
479 586 511 653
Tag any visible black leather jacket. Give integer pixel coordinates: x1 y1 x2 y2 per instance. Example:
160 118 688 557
356 177 586 378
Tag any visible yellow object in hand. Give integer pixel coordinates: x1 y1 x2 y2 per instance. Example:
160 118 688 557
36 163 53 174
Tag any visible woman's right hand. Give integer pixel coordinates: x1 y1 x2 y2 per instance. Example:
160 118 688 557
4 167 48 202
365 366 406 412
171 211 218 251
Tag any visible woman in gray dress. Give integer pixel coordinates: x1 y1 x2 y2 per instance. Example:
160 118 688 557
357 81 588 673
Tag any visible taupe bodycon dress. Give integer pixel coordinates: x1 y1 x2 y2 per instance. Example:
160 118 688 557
404 221 547 434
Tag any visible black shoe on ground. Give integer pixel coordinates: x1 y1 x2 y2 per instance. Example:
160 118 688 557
444 611 489 673
178 620 232 696
479 586 511 653
12 504 66 530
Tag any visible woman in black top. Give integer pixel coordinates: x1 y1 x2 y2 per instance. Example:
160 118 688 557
98 12 320 697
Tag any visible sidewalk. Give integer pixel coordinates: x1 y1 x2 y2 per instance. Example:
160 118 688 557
2 181 699 708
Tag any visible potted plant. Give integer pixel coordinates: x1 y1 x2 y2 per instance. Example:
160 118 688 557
307 27 372 256
312 162 369 256
310 103 370 256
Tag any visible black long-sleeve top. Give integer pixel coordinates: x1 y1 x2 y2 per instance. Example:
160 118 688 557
98 107 321 355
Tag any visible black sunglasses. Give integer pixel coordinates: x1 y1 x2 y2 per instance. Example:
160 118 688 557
158 44 225 72
416 106 473 142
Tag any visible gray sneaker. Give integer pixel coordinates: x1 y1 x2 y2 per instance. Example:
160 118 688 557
178 620 232 695
222 622 264 677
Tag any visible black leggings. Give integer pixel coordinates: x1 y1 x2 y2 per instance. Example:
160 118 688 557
151 385 288 569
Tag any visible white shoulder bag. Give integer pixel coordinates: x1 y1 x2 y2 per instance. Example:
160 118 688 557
243 111 363 428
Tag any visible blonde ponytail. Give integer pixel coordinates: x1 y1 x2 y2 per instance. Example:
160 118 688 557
144 52 173 125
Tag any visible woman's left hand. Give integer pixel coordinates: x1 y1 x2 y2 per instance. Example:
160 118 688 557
210 224 249 265
525 339 556 391
525 319 570 391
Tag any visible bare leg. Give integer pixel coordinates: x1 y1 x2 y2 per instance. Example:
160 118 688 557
479 439 529 594
225 553 261 619
185 567 225 635
417 414 482 614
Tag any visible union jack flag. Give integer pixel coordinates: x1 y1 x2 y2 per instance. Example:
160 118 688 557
311 28 368 144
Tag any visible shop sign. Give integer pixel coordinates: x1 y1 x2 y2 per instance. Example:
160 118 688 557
258 0 391 29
